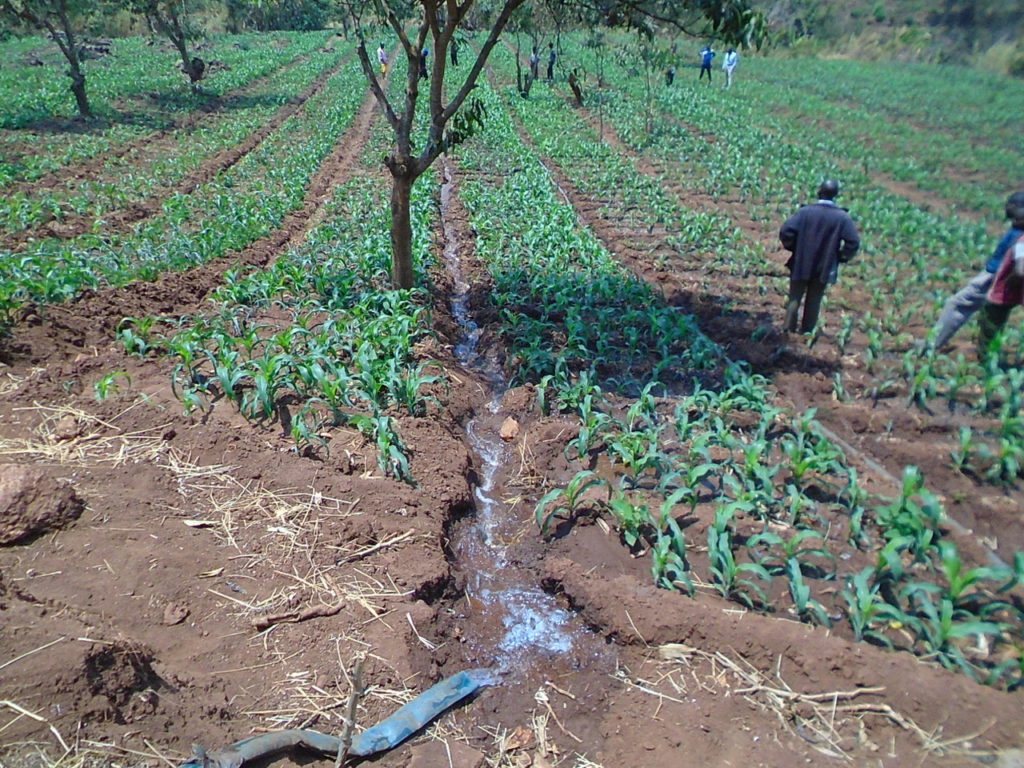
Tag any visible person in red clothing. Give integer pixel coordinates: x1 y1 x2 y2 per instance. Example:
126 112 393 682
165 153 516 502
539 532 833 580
979 229 1024 360
779 179 861 333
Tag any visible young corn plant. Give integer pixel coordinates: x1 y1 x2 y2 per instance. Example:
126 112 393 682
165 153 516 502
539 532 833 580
707 507 772 609
290 403 329 457
535 470 608 536
566 393 610 461
348 413 413 484
840 567 904 647
748 528 835 579
835 313 854 357
949 425 978 476
116 316 159 358
936 541 1010 617
902 589 1004 681
785 558 832 626
780 408 844 491
606 489 652 550
93 370 131 401
650 487 695 594
874 466 944 562
606 421 666 489
841 468 870 549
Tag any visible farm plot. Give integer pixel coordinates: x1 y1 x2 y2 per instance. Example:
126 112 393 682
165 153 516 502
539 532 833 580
517 38 1024 559
0 46 348 243
0 32 1022 768
464 48 1024 671
0 32 329 185
0 55 371 330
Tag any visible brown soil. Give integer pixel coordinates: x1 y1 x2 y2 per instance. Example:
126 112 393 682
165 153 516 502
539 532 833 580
1 71 1022 768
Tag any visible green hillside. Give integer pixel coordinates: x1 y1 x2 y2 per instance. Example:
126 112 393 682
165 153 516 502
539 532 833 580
759 0 1024 72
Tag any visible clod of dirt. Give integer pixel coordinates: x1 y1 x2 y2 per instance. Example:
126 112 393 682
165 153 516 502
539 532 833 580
82 642 164 723
0 464 84 545
500 385 535 413
52 414 81 441
162 602 190 626
500 416 520 442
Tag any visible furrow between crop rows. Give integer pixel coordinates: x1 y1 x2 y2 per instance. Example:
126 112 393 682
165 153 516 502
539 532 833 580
456 65 1023 693
0 59 372 327
0 32 333 183
0 49 351 249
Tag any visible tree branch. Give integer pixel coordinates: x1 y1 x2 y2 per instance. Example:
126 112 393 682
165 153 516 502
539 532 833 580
355 38 399 132
438 0 527 127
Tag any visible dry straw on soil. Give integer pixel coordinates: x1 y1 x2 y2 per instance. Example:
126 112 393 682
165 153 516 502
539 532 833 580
623 643 999 763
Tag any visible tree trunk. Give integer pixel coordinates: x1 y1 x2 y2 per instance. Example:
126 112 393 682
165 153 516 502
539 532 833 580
52 4 91 119
69 67 91 118
390 172 415 290
152 9 203 85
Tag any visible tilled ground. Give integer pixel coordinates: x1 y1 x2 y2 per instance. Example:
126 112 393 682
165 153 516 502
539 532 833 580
1 66 1023 768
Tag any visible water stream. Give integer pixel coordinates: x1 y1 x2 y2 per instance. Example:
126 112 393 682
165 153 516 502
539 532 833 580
439 162 604 675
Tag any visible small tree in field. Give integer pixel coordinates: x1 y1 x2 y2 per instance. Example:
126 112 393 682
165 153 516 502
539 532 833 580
0 0 93 118
125 0 206 87
354 0 528 289
354 0 762 290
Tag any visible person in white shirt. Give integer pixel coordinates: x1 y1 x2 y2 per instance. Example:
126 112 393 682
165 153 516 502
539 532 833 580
377 43 388 76
722 48 739 88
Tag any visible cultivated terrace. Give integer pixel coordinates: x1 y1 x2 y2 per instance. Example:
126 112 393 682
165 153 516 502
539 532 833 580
0 3 1023 768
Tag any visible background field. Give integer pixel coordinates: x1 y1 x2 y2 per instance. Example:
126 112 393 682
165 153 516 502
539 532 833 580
1 28 1023 768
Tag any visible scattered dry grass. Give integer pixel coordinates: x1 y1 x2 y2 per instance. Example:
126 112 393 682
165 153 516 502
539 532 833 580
479 707 603 768
0 402 169 466
611 643 999 763
508 438 543 490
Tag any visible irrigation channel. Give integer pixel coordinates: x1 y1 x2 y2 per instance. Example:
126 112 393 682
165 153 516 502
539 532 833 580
439 162 610 680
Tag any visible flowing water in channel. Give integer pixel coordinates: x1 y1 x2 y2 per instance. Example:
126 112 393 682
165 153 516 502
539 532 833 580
439 163 608 676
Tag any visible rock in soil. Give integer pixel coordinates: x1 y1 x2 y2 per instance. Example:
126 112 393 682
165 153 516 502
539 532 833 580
0 464 84 545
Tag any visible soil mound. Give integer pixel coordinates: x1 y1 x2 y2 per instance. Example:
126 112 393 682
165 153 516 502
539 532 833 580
0 464 84 545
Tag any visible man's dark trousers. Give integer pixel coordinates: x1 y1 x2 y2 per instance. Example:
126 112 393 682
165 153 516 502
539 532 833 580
785 279 828 333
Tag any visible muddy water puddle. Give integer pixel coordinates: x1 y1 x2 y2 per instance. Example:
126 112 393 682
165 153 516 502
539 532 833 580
439 162 611 681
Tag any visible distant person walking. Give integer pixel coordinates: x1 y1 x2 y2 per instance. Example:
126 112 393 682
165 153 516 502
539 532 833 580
377 42 388 76
978 227 1024 361
665 65 676 86
722 48 738 88
779 179 861 333
546 42 556 81
529 46 540 80
699 44 715 83
930 191 1024 350
450 37 459 67
419 47 429 80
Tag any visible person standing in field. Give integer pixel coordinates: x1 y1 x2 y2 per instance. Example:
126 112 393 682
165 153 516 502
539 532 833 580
377 42 388 76
779 179 861 333
698 43 715 83
722 47 738 88
547 42 556 81
419 47 429 80
978 227 1024 361
450 37 459 67
929 191 1024 350
665 65 676 86
529 45 540 81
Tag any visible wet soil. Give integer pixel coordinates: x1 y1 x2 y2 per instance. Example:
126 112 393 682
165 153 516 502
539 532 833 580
1 68 1023 768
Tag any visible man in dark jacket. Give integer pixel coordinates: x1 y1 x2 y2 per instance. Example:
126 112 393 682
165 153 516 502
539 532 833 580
779 179 861 333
